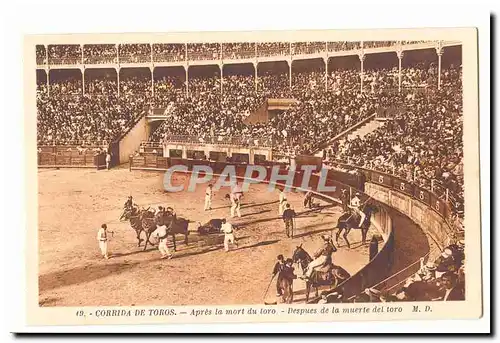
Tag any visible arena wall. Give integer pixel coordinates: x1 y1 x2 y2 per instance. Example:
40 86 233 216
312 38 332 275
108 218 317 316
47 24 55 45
118 114 150 164
38 150 106 169
365 182 456 251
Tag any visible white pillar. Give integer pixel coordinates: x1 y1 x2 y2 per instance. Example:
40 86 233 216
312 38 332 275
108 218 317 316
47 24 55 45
436 41 443 90
325 57 328 91
47 68 50 96
82 68 85 95
437 52 443 90
254 62 258 92
117 68 120 97
397 50 404 93
185 66 189 96
359 53 365 93
151 67 154 97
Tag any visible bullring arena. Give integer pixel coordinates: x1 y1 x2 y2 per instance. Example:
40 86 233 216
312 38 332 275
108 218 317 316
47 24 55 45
38 167 379 306
36 38 465 306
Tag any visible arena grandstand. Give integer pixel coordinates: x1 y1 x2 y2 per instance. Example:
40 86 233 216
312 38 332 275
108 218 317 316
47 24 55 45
36 40 463 199
37 40 464 304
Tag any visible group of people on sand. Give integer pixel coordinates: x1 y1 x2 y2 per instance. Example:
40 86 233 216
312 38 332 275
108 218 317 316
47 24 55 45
204 184 243 219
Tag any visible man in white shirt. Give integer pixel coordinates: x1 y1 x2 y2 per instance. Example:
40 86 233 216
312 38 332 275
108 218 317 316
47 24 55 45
226 192 242 218
204 184 213 211
152 225 173 259
106 152 111 170
278 189 288 216
350 192 361 208
220 218 238 252
348 192 365 227
97 224 113 259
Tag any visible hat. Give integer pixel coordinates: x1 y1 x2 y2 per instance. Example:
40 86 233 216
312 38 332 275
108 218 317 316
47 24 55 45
321 234 330 241
158 206 163 210
277 254 284 261
355 192 360 196
364 288 381 296
457 240 465 247
101 224 107 229
442 248 453 258
285 258 293 264
425 262 437 271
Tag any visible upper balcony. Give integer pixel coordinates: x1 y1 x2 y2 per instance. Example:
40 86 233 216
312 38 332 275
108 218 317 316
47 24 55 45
36 40 462 70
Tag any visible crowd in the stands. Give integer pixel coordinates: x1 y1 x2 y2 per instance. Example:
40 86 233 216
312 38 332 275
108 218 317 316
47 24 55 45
37 43 463 200
320 240 465 304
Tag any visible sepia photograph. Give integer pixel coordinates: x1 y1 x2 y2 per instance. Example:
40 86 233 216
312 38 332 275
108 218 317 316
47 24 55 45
21 24 483 327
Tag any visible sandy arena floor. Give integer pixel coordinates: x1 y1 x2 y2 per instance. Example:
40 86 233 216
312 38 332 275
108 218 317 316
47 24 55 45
38 168 378 306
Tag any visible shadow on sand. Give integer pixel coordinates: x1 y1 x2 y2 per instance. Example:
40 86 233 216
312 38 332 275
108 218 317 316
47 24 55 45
235 239 280 251
39 261 140 292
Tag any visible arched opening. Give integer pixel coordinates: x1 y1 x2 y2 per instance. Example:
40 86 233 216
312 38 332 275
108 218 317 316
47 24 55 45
257 61 290 98
188 65 221 95
153 66 186 107
85 68 117 95
48 69 82 95
401 48 438 89
291 58 325 97
327 55 360 92
363 52 399 93
119 67 152 97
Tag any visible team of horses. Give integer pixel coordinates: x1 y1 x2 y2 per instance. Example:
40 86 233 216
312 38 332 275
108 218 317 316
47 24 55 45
120 207 189 251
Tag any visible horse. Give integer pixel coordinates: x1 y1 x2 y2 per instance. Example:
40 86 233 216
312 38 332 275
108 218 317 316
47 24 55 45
334 202 377 249
139 208 160 251
156 211 189 252
278 273 295 304
292 244 351 303
122 207 156 249
119 207 132 221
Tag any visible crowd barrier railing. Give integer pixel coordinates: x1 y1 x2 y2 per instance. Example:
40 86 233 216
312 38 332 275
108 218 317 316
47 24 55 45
327 161 464 232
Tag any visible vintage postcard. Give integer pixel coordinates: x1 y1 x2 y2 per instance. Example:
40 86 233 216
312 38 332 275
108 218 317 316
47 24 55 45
25 27 482 327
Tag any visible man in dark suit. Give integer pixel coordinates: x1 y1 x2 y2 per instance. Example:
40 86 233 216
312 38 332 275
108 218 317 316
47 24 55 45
272 255 286 297
438 272 465 301
282 204 297 238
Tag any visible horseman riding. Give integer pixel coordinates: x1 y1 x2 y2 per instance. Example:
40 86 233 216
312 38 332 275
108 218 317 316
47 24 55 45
334 192 377 248
120 195 138 221
301 235 337 279
293 239 350 302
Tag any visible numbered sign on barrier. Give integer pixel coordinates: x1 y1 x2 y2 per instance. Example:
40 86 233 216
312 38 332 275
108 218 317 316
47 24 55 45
430 193 447 217
371 171 393 188
393 178 415 196
414 187 431 206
